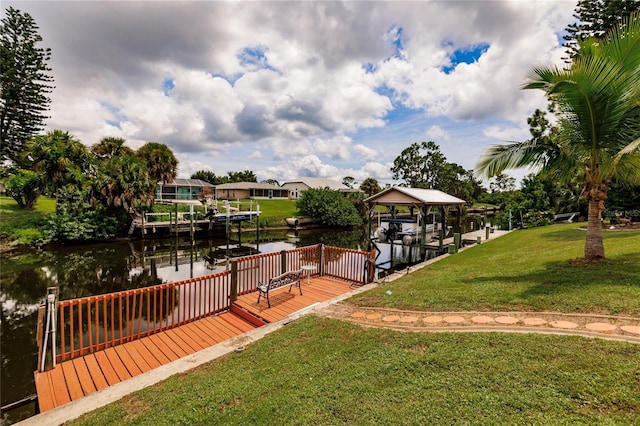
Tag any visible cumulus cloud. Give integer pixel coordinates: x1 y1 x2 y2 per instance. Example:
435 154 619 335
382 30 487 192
353 144 379 162
483 124 531 142
425 125 450 142
7 0 577 184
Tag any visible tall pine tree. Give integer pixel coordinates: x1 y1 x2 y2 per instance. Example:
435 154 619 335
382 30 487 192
563 0 640 60
1 7 54 163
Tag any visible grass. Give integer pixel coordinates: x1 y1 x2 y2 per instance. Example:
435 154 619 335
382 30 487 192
352 223 640 315
71 317 640 426
253 199 298 226
0 195 56 245
67 225 640 425
0 197 299 245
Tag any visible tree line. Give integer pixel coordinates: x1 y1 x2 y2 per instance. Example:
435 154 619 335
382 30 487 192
2 4 638 262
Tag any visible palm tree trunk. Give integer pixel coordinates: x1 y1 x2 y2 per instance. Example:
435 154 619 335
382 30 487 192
585 198 605 260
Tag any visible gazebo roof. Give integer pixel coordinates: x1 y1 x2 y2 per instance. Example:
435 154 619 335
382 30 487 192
364 187 466 206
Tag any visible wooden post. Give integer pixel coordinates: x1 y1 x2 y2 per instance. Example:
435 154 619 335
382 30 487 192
230 260 238 302
35 302 46 372
486 225 490 240
174 203 179 234
319 244 325 276
454 233 461 249
189 205 194 242
438 230 444 253
280 250 287 274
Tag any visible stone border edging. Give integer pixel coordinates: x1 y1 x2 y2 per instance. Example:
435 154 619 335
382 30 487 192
316 304 640 344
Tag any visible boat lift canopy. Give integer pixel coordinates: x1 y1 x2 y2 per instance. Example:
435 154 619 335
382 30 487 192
364 187 466 208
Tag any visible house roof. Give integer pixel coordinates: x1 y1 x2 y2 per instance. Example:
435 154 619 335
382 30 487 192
281 177 349 190
159 178 214 188
364 187 466 206
215 182 283 190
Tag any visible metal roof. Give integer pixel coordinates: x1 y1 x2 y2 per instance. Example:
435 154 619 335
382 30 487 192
364 187 466 206
281 177 349 190
159 178 214 187
215 182 283 190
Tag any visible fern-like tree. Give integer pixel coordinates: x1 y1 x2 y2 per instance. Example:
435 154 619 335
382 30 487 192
1 7 54 163
477 13 640 261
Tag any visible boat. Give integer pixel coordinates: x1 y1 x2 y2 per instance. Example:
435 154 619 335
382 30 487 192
374 217 440 245
286 217 322 228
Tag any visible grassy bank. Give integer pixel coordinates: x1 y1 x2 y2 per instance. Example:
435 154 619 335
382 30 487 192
0 196 298 246
0 196 56 246
71 317 639 426
69 225 640 425
352 223 640 315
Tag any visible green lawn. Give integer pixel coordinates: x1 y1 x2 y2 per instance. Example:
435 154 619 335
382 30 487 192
253 199 297 226
71 317 639 426
69 224 640 426
0 195 56 245
352 224 640 315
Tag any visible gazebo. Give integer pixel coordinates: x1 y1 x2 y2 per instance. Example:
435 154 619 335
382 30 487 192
364 187 466 257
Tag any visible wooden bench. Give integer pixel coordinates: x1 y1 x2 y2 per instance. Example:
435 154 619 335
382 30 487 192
257 269 303 308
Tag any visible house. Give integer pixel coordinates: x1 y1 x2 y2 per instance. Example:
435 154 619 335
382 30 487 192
281 177 356 199
155 178 214 201
215 182 289 200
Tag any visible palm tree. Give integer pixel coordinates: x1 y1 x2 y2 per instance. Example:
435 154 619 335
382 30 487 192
477 13 640 261
136 142 178 184
24 129 94 211
92 154 155 212
91 136 133 160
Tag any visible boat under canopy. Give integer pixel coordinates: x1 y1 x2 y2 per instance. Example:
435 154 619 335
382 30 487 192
365 187 467 271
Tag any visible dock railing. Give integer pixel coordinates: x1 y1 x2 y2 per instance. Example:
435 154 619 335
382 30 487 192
55 271 231 362
44 244 375 366
324 246 377 284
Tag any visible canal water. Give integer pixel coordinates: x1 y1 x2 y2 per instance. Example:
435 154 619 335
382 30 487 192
0 226 421 424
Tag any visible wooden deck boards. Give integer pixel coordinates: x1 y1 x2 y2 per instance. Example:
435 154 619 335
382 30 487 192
34 276 357 413
233 276 355 323
34 311 257 412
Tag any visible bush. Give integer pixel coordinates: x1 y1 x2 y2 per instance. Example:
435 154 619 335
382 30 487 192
296 188 362 227
42 189 118 243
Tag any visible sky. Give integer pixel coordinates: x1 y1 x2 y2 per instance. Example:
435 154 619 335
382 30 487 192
5 0 577 187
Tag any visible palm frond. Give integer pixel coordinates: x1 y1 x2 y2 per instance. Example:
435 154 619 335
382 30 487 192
476 140 549 178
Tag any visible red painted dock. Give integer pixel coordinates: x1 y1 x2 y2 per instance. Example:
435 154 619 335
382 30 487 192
34 276 358 412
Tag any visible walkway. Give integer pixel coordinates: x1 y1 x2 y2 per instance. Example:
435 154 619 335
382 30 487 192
317 304 640 343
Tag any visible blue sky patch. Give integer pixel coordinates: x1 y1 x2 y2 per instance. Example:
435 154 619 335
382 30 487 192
388 25 404 58
100 101 126 129
363 62 376 74
238 45 279 73
106 120 121 129
210 72 243 87
162 78 174 96
442 42 490 74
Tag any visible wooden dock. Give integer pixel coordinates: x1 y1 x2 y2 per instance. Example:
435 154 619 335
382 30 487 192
34 276 357 412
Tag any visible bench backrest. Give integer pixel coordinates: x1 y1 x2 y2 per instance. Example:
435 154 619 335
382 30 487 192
267 270 303 290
